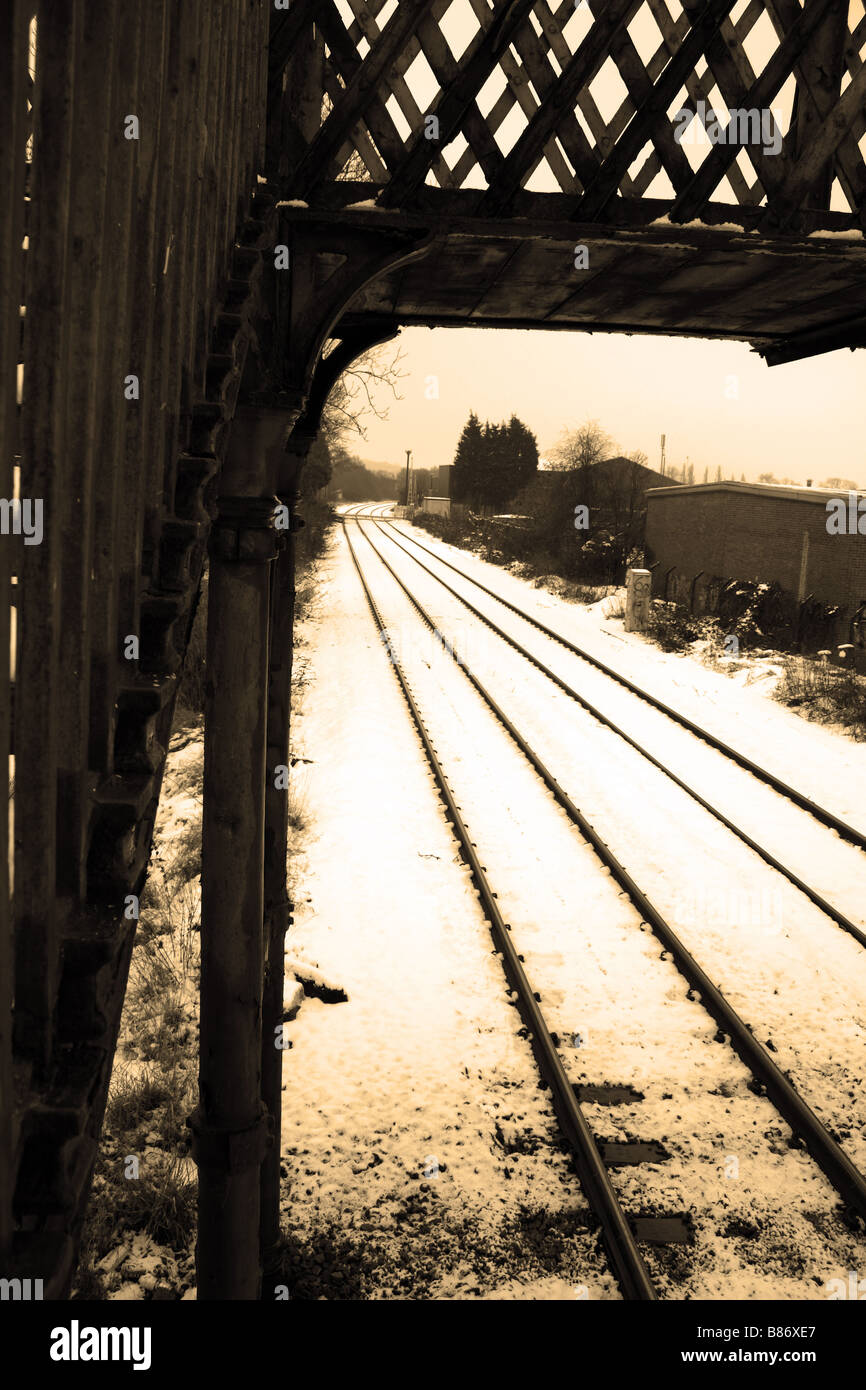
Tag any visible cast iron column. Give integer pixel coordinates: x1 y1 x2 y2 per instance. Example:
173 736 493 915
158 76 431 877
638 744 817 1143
193 409 287 1299
260 478 303 1290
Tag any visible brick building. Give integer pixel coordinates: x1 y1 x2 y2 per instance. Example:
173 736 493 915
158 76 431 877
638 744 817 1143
644 481 866 634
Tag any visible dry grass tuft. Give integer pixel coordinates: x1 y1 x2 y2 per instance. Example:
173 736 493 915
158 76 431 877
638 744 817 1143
774 656 866 738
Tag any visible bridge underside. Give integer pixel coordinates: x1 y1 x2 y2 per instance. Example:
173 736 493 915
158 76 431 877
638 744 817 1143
274 0 866 367
296 198 866 365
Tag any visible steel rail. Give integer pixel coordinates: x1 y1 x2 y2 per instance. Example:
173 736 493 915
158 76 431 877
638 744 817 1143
379 518 866 852
354 519 866 1226
342 518 659 1302
362 520 866 951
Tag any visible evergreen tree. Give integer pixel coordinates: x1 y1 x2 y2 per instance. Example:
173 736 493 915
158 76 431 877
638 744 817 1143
505 415 539 499
452 411 484 504
451 411 538 508
480 421 502 505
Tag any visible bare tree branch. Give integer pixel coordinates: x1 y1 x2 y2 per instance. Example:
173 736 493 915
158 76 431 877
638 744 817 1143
545 420 616 471
321 344 407 448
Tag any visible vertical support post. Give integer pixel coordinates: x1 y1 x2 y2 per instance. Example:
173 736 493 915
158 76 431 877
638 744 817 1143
259 463 303 1291
0 0 30 1254
789 0 848 212
266 5 324 179
193 408 287 1301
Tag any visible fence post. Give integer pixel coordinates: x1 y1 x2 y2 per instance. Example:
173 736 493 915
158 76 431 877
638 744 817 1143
690 571 704 613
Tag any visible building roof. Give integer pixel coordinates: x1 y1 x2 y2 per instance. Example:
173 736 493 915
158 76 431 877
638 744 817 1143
536 456 674 488
645 480 866 504
593 456 675 489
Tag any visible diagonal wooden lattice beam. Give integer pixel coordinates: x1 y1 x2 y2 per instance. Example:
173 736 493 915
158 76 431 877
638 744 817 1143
585 2 693 200
477 0 646 215
502 1 598 190
413 12 508 191
585 0 696 199
760 56 866 228
445 0 595 191
696 0 819 207
341 0 456 188
317 7 418 182
483 30 582 192
381 0 541 208
505 0 618 191
668 0 839 224
788 0 848 210
291 0 432 194
643 0 755 205
766 0 866 218
327 90 390 184
343 0 496 190
572 0 740 221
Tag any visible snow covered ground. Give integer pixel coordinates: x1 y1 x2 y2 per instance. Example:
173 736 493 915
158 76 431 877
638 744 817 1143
281 525 617 1300
281 512 866 1300
365 521 866 1158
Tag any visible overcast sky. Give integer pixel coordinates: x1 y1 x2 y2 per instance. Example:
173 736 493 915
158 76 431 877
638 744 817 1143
353 326 865 485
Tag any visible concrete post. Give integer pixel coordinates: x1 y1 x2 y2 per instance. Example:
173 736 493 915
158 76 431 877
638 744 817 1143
625 568 652 632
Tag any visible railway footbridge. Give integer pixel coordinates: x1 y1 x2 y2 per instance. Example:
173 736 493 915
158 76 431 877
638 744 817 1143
2 0 865 1298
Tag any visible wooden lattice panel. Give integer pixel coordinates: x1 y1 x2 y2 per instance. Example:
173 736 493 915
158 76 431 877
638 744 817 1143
283 0 866 231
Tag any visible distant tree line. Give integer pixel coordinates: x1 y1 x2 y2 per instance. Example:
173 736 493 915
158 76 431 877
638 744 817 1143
301 439 396 502
758 472 861 489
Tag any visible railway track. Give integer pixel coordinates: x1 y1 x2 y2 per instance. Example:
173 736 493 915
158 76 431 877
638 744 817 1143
361 515 866 952
342 513 866 1302
373 514 866 853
